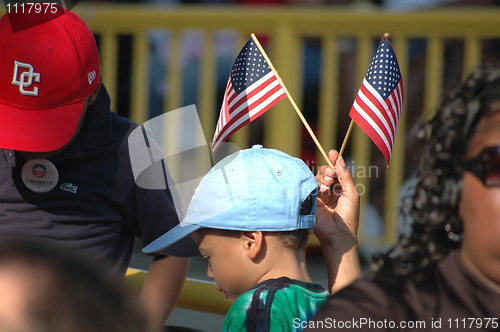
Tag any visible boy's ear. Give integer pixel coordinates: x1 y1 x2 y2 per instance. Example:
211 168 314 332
241 231 264 260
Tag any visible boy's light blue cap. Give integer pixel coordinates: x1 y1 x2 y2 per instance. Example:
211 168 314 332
143 145 319 257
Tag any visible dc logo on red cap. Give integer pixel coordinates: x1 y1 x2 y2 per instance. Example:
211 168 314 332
11 61 41 96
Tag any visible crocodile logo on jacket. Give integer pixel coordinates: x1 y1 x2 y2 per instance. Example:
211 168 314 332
60 183 78 194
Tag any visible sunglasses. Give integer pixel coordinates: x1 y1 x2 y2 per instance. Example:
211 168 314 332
464 145 500 187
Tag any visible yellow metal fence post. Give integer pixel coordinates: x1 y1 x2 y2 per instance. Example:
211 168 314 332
383 35 409 245
100 30 119 112
264 23 302 156
317 34 340 163
352 33 372 245
424 34 444 119
166 30 182 114
464 33 481 78
130 30 150 124
199 30 217 144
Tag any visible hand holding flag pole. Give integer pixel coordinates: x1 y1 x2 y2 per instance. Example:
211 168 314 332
338 33 404 167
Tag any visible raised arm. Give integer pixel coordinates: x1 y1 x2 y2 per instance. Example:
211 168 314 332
314 150 361 294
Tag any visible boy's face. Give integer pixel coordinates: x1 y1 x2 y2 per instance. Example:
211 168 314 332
192 230 257 302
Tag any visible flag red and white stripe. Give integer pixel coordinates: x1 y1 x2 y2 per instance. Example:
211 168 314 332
212 37 286 153
349 37 404 165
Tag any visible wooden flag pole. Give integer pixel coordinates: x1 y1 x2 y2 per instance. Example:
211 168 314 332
250 33 334 169
338 120 354 157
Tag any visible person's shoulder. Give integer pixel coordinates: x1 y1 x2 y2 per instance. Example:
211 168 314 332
105 113 141 154
311 277 407 324
226 288 256 317
224 279 302 320
305 277 412 332
222 289 256 331
224 279 318 332
337 277 402 308
109 112 139 133
311 267 448 328
271 278 329 302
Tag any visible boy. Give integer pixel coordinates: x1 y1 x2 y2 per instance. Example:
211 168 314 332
145 145 360 331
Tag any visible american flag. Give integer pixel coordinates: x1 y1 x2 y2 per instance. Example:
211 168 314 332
349 37 404 165
212 37 286 153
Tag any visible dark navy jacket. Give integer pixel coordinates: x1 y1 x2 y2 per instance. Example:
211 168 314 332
0 86 183 275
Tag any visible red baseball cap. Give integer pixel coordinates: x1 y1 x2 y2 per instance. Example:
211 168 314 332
0 8 100 152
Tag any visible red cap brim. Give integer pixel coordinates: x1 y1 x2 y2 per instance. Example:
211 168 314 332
0 101 85 153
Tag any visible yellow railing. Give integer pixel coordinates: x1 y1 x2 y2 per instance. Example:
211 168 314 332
126 268 231 315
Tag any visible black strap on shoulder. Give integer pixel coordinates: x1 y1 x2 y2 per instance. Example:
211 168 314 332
245 277 292 332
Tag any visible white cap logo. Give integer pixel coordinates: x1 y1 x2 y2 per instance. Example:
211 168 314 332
88 71 96 85
11 61 41 96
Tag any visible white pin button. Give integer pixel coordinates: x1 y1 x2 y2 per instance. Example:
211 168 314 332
21 159 59 193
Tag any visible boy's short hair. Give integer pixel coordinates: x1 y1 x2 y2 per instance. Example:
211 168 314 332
276 229 310 252
144 145 319 257
199 228 310 253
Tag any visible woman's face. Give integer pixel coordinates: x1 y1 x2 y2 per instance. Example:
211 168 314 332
460 111 500 287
